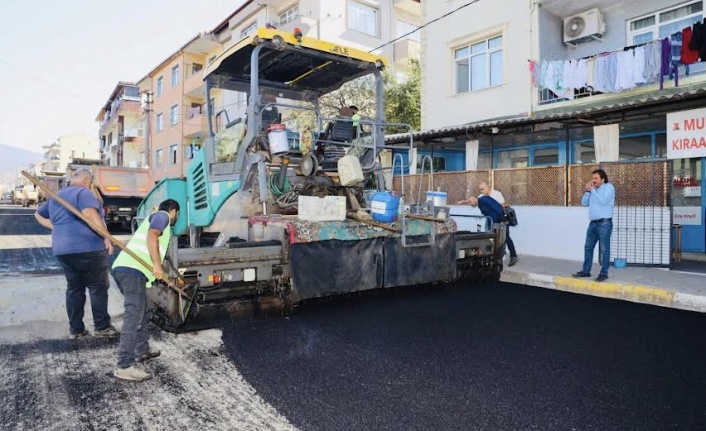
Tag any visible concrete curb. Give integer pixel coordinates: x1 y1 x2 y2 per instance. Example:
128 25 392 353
501 270 706 314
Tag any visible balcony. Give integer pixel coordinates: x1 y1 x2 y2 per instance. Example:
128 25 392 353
184 65 206 99
99 99 141 135
184 107 209 138
394 0 421 15
535 48 706 111
393 38 421 65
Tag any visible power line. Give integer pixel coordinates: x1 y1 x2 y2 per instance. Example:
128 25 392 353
370 0 482 52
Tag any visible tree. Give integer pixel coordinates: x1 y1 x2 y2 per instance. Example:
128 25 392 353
384 58 421 133
287 58 421 133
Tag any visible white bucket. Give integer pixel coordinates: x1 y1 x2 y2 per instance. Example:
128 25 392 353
268 125 289 154
337 155 364 186
426 191 447 206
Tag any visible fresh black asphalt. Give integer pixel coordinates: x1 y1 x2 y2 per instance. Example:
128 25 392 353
222 282 706 431
0 206 123 273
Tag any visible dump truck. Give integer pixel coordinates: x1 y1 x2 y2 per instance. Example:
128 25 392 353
136 28 506 331
67 163 152 232
37 174 65 203
12 183 38 207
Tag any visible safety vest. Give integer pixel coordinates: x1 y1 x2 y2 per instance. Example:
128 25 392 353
112 211 172 287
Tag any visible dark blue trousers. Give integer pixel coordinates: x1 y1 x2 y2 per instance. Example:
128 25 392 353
582 219 613 277
56 250 111 335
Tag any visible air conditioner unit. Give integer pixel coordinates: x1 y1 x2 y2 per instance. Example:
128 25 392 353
563 8 605 45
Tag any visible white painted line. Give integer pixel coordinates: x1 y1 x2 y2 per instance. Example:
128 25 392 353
0 235 52 250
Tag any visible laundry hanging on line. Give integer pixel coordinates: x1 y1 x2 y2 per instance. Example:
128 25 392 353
535 21 704 100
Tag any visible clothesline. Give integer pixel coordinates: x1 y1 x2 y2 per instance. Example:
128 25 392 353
534 20 706 100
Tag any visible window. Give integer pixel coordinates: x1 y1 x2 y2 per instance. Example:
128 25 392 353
497 149 529 168
241 23 257 37
156 76 164 96
169 144 178 164
396 20 420 42
627 1 703 44
170 104 179 126
280 5 298 25
208 55 216 64
185 144 195 160
156 113 164 132
619 135 653 160
348 1 378 37
416 155 446 172
171 64 180 87
573 141 595 164
155 149 163 169
477 152 492 170
123 86 139 98
192 63 203 74
455 36 503 93
236 91 247 107
655 133 667 158
533 147 559 165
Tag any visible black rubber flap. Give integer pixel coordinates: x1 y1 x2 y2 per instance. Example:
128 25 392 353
383 233 456 288
290 238 384 300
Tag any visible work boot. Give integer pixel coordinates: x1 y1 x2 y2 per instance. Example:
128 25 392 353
595 274 609 282
69 329 89 340
94 325 120 338
509 256 519 267
136 350 161 362
572 271 591 278
114 365 152 382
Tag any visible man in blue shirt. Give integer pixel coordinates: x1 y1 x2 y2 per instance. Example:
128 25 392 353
463 195 505 223
34 168 120 339
573 169 616 282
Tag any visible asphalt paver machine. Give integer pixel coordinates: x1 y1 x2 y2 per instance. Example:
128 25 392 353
136 28 506 331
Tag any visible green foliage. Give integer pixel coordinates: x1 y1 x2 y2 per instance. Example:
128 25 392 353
287 58 421 134
383 58 421 133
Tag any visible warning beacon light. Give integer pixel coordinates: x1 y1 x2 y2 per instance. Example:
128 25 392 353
294 28 303 43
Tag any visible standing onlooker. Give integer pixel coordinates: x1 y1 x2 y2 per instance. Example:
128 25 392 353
34 168 120 339
573 169 615 282
479 182 518 266
112 199 180 382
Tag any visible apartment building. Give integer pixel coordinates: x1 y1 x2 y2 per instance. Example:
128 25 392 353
394 0 706 269
96 83 144 168
210 0 421 121
139 34 221 182
42 133 100 173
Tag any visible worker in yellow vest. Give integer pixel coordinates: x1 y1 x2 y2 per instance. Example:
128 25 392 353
111 199 180 382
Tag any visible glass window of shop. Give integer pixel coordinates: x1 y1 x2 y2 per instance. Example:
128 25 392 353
672 158 702 206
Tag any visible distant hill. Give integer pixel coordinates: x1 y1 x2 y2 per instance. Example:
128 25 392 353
0 145 43 187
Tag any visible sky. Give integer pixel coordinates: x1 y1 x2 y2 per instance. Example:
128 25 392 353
0 0 246 154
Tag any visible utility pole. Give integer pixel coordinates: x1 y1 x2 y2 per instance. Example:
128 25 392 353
141 90 154 169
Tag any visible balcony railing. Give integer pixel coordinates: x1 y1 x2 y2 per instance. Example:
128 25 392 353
184 63 205 98
184 106 208 138
536 40 706 106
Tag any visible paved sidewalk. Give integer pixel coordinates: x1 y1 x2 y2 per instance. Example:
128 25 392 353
501 255 706 313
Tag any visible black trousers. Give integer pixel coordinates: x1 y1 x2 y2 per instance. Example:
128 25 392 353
56 250 111 334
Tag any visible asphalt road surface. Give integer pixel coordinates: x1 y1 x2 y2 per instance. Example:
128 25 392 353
3 204 706 430
222 282 706 431
0 205 125 274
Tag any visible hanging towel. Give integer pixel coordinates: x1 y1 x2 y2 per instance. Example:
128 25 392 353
594 124 619 163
